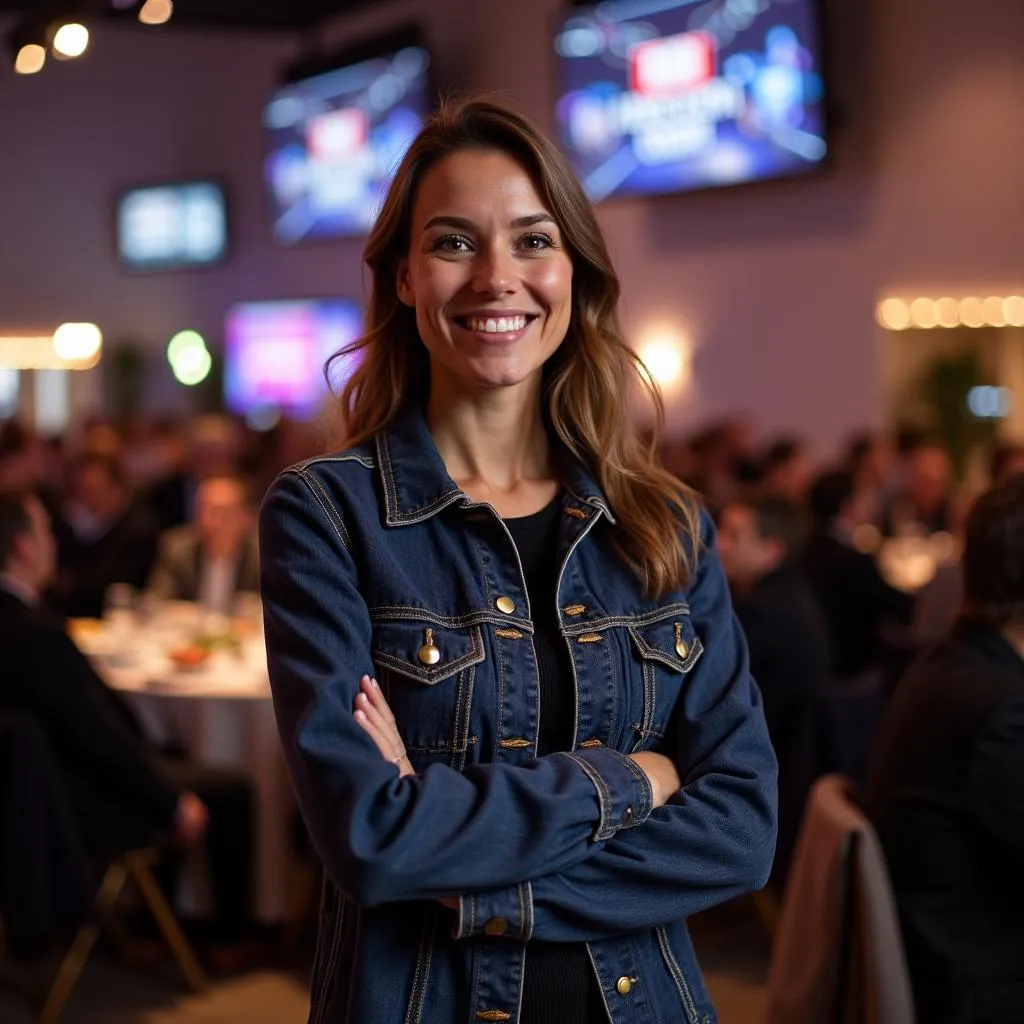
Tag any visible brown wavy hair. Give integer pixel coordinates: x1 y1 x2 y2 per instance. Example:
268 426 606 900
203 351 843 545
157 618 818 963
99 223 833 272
331 95 701 595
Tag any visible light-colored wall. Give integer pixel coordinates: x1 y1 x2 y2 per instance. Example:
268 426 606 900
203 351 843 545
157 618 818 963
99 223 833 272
1 0 1022 452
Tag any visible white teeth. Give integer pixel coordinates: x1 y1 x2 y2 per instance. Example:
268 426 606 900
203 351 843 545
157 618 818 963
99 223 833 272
464 315 528 334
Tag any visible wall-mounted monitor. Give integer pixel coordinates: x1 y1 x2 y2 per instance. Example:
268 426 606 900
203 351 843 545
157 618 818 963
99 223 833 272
116 180 228 271
553 0 828 203
263 27 432 243
223 299 363 418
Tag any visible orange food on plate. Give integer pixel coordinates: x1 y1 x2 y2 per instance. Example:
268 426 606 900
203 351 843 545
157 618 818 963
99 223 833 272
169 644 210 669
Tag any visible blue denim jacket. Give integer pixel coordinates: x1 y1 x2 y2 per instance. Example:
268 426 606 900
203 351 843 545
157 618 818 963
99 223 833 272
260 403 778 1024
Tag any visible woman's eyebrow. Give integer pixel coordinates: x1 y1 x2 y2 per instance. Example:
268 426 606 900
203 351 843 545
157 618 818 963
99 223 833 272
421 212 557 232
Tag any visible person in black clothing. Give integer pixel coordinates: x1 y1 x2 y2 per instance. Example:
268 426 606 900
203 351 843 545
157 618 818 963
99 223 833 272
0 488 254 951
50 451 161 619
803 469 912 682
718 496 829 885
866 475 1024 1023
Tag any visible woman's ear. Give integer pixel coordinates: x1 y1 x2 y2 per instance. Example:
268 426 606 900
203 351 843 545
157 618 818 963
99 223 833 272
395 259 415 307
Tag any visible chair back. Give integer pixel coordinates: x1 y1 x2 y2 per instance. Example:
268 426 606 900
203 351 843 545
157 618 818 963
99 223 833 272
764 774 915 1024
0 712 94 956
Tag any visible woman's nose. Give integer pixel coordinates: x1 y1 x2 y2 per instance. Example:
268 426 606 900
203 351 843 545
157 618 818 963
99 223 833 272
471 247 517 296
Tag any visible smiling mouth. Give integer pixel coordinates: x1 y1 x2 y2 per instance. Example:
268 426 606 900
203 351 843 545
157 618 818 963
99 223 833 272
453 314 537 335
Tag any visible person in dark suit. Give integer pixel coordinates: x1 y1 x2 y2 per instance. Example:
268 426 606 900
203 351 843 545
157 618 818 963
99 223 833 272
803 469 912 682
718 495 830 887
866 475 1024 1023
0 488 254 952
49 451 161 619
147 475 259 614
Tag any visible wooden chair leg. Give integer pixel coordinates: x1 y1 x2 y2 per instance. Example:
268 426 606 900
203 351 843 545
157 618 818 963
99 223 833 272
38 861 128 1024
124 851 208 993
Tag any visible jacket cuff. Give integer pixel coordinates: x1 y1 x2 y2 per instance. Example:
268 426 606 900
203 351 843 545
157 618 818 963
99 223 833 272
559 748 654 842
453 881 533 941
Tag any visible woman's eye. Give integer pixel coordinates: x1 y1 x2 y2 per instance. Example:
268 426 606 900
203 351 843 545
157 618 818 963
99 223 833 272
518 232 555 251
433 235 473 254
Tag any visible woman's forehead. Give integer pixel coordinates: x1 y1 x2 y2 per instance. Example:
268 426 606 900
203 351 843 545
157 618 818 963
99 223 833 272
411 150 548 226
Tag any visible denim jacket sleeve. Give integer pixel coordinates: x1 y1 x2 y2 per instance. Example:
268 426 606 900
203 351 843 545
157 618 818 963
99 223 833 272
260 469 653 907
455 512 778 941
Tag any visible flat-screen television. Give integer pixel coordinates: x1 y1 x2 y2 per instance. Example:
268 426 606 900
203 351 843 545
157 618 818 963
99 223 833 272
116 180 228 270
553 0 828 203
263 28 432 243
223 299 363 418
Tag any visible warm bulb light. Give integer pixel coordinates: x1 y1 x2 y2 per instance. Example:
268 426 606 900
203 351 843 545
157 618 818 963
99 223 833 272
14 43 46 74
935 297 959 328
983 296 1006 327
877 298 910 331
959 297 984 328
1004 296 1024 327
637 334 690 391
909 297 937 329
139 0 174 26
52 322 102 361
52 23 89 58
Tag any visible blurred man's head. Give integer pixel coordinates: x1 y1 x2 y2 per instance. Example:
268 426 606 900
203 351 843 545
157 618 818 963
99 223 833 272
189 415 240 481
807 468 876 531
68 452 128 520
962 475 1024 646
718 497 804 594
760 438 812 503
989 443 1024 486
0 490 57 593
846 432 894 490
195 475 252 560
0 421 46 490
906 444 953 516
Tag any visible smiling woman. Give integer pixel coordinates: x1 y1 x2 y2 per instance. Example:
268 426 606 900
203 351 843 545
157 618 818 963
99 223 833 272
260 96 777 1024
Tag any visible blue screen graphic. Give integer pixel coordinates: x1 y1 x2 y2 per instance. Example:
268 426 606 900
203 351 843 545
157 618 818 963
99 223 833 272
554 0 828 202
264 47 431 242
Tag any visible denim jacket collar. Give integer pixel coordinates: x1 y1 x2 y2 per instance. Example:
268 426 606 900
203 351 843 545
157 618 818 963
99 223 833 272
375 402 617 527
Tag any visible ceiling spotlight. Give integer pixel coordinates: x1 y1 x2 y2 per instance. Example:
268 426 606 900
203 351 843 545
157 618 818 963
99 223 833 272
8 17 48 74
14 42 46 74
139 0 174 26
52 22 90 59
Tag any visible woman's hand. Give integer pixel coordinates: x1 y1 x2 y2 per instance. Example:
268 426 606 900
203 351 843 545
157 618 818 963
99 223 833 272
627 752 681 808
353 676 415 777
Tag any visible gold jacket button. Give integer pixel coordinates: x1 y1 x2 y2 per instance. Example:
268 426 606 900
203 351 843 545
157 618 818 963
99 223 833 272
418 643 441 666
483 917 508 937
616 976 633 996
495 596 516 614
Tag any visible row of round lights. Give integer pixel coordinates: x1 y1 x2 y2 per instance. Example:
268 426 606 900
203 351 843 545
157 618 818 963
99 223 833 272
0 324 103 370
877 295 1024 331
14 1 173 76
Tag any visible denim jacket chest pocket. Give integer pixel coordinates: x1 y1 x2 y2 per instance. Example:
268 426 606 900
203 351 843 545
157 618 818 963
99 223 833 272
624 611 704 752
371 617 486 772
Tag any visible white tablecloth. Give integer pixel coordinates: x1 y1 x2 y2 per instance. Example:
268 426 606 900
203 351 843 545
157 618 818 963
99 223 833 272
77 612 293 923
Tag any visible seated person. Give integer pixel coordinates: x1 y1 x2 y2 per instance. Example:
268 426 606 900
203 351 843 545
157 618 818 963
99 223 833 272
0 488 254 954
803 470 912 682
50 451 160 619
717 495 829 885
881 442 957 536
147 475 259 615
866 475 1024 1023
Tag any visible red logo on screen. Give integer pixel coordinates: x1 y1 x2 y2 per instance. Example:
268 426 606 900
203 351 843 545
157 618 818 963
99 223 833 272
629 31 716 97
307 108 368 161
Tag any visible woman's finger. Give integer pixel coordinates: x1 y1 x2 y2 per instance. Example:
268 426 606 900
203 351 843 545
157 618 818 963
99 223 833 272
355 691 400 748
354 709 393 759
363 676 399 727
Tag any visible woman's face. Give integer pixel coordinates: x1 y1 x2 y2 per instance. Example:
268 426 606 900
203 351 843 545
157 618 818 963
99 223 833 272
396 147 574 395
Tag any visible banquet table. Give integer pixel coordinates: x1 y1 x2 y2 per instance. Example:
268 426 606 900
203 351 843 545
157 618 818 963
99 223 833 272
73 605 294 923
